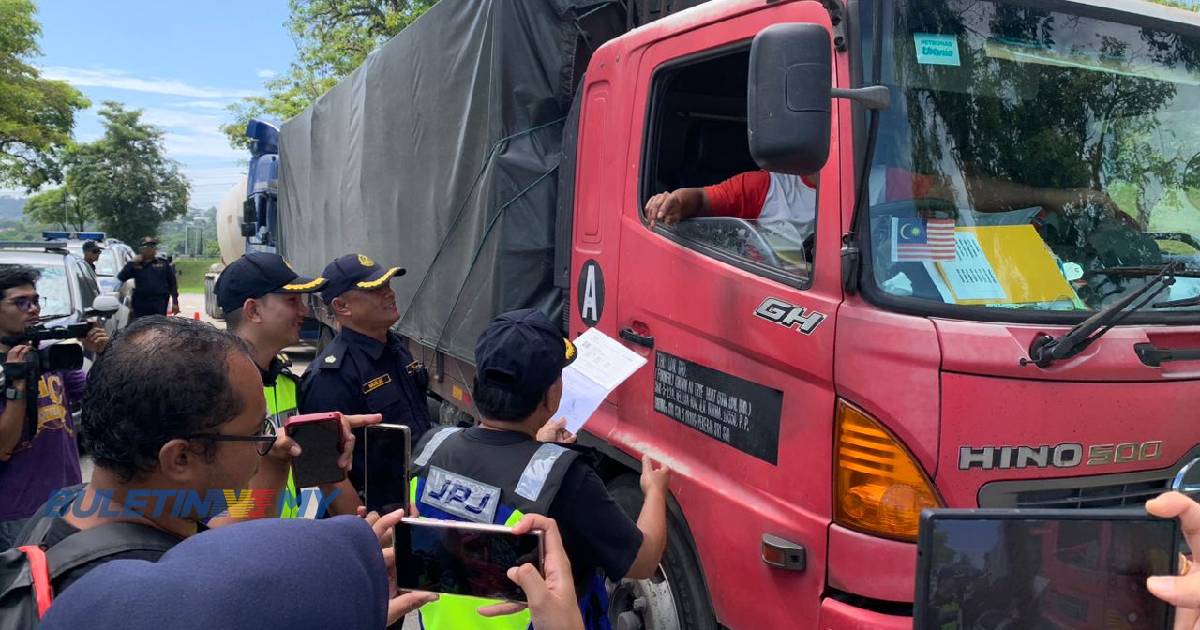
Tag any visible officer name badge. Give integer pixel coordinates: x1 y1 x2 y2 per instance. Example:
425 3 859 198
362 373 392 394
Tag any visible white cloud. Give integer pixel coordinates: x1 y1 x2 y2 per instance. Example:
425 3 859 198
171 100 234 110
141 107 225 132
256 69 277 79
41 66 259 99
163 131 243 161
182 166 247 208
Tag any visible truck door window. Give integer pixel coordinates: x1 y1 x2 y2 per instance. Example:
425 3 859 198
642 48 817 284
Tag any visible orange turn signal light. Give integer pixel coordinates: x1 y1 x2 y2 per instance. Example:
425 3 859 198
834 400 942 542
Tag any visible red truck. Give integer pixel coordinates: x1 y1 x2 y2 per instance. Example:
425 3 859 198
254 0 1200 627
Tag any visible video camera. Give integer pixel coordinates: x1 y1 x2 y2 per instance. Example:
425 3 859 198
1 322 92 372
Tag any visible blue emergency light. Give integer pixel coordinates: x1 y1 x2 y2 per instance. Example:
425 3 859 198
42 231 106 242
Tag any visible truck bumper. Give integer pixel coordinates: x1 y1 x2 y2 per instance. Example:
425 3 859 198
818 597 911 629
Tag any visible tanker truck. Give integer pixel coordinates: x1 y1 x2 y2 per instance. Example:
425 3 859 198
202 178 246 320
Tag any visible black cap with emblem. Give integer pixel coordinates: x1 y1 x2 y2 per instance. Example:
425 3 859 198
474 309 576 400
215 252 327 312
320 253 405 305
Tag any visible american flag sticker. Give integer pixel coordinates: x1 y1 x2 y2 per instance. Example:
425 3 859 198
891 217 957 262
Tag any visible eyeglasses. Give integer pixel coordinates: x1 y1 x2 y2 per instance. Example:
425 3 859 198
4 295 44 313
184 419 277 456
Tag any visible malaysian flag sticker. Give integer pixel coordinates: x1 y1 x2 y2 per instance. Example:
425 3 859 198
891 217 957 262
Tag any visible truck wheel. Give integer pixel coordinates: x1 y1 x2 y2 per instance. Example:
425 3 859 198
606 475 718 630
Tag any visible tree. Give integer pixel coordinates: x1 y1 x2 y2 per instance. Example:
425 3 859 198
0 0 89 189
22 185 92 231
71 102 190 243
222 0 436 149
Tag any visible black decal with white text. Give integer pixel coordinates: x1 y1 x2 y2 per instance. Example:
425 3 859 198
653 352 782 465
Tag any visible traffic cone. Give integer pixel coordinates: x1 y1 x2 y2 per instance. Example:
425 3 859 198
193 311 201 321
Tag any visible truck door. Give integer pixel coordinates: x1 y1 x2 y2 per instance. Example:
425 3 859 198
608 5 845 627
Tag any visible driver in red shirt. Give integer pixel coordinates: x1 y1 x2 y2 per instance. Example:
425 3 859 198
644 171 818 228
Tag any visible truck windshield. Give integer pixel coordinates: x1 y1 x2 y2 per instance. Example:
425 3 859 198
865 0 1200 316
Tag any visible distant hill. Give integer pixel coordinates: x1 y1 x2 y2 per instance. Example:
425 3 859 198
0 197 25 220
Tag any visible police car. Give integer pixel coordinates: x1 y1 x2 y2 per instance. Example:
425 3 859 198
0 241 128 336
44 231 135 305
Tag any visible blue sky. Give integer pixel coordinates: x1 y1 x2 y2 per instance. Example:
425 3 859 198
24 0 295 208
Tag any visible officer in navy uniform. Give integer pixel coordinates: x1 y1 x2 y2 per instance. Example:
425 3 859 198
299 253 433 494
116 236 179 319
408 309 671 630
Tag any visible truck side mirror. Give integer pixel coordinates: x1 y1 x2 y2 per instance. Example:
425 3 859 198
748 23 832 176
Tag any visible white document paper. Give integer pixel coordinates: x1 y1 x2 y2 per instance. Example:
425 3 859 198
939 232 1007 301
555 366 611 434
552 328 648 433
569 327 647 392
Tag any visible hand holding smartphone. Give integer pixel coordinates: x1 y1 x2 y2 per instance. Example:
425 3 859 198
915 508 1180 630
285 412 346 487
393 518 545 603
365 424 411 514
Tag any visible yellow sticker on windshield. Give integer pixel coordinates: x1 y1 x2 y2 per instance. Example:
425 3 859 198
934 225 1080 306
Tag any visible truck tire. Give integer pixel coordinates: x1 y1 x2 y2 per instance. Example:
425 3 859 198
605 475 718 630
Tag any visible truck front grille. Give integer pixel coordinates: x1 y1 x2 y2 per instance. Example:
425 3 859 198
977 446 1200 509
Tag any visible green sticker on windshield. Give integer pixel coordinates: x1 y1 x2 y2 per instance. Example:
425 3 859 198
914 34 961 66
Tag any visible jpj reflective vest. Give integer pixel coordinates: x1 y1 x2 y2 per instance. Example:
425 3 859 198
410 428 600 630
264 372 301 519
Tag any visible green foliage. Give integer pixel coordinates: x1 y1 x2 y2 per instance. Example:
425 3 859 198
70 102 190 243
0 0 89 189
1147 0 1200 11
173 257 220 294
22 185 92 231
223 0 437 149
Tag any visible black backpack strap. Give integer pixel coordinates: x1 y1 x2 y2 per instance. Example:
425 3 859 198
11 517 56 549
43 522 181 580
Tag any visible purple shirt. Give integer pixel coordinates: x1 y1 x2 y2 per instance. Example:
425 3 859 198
0 369 86 521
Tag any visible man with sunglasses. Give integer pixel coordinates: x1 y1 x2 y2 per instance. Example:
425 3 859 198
0 265 108 545
117 236 180 319
4 316 372 597
300 254 434 499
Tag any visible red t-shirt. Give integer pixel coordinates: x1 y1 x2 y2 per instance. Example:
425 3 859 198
703 171 818 219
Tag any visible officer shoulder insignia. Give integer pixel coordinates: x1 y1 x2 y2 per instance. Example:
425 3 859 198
275 352 293 368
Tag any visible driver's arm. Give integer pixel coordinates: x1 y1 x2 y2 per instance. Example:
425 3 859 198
644 188 709 227
922 172 1117 215
645 171 773 227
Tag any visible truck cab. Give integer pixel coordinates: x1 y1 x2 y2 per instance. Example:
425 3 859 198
569 0 1200 627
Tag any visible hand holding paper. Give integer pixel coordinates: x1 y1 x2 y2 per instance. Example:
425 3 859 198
552 328 648 434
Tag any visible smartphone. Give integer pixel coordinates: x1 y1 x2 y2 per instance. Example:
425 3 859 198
915 508 1180 630
364 424 411 514
285 412 345 487
393 517 545 603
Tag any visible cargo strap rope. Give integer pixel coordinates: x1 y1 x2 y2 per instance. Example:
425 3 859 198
400 116 568 347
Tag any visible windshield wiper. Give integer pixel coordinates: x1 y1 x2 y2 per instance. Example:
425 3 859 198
1023 261 1182 368
1083 264 1200 280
